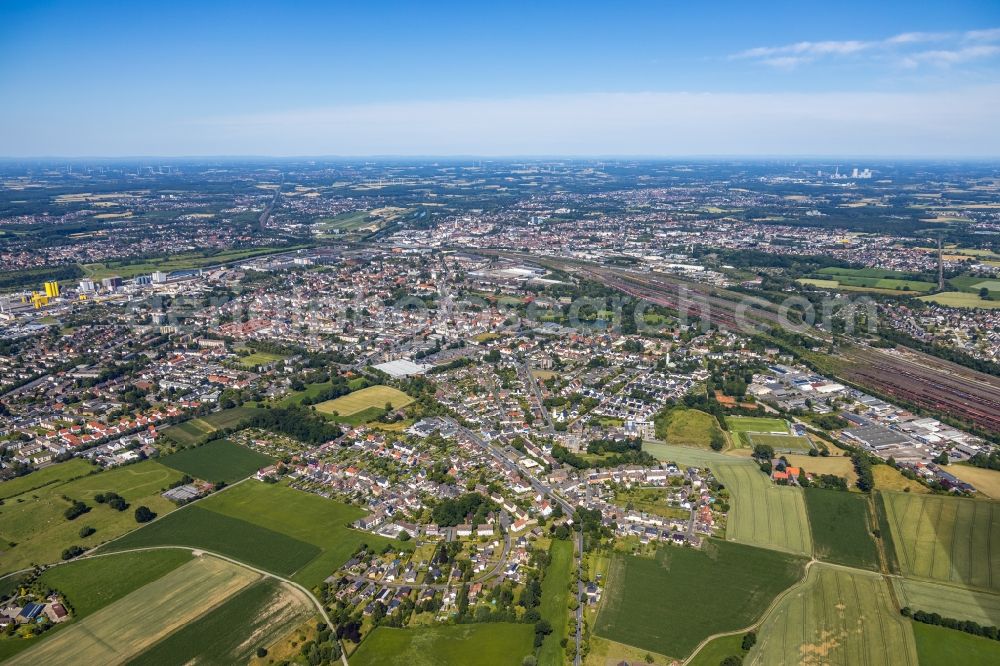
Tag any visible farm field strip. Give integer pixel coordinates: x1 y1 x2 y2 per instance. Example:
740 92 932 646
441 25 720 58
714 463 813 556
7 556 259 665
350 624 535 666
160 438 275 484
803 488 879 571
747 564 918 666
881 491 1000 591
892 578 1000 627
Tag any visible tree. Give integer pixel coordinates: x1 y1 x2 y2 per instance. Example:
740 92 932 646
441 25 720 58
398 530 411 542
134 506 156 523
720 657 743 666
741 631 757 650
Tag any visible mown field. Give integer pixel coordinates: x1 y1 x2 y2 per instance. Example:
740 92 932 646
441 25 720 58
919 291 1000 309
713 463 813 556
653 407 724 449
352 624 535 666
238 350 288 367
745 433 813 453
803 488 878 570
7 556 259 665
314 385 413 417
0 550 192 660
748 564 917 665
726 416 789 434
124 578 313 666
892 578 1000 627
161 406 262 446
0 458 93 500
873 464 930 493
0 460 183 573
879 491 1000 590
595 539 806 659
100 481 405 587
160 438 274 484
948 464 1000 498
911 621 1000 666
538 539 574 666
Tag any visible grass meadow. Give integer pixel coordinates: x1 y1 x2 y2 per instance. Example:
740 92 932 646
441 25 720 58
160 438 274 483
350 624 535 666
803 488 878 570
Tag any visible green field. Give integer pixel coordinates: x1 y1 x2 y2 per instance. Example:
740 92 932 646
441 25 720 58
238 350 287 368
803 488 878 570
99 504 321 576
892 578 1000 627
688 633 747 666
160 438 274 484
812 267 936 293
880 491 1000 590
124 578 313 666
643 441 744 468
919 291 1000 309
314 385 413 417
0 460 183 573
278 381 335 406
726 416 790 434
714 463 813 556
748 564 918 666
6 556 260 665
101 481 404 587
80 246 301 280
745 433 813 453
0 550 192 660
351 624 536 666
538 539 573 665
0 458 94 500
653 408 724 449
595 539 806 659
314 210 372 232
161 406 262 445
911 621 1000 666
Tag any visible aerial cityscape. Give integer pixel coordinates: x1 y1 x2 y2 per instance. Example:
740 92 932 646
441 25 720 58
2 2 1000 666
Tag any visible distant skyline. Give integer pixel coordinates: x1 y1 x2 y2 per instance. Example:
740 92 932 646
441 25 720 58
2 0 1000 156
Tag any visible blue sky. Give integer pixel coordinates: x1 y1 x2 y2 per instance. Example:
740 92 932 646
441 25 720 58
2 0 999 156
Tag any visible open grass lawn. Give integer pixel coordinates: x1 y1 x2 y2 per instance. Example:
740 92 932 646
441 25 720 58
613 487 689 521
745 432 813 453
748 564 917 666
539 539 574 666
0 550 192 661
783 453 857 486
911 620 1000 665
352 624 535 666
873 464 930 493
0 460 183 574
278 381 335 406
125 578 313 666
100 503 321 577
893 578 1000 627
161 406 262 445
803 488 878 570
713 463 813 556
314 385 413 417
6 555 259 665
880 491 1000 591
160 438 274 484
653 408 723 449
238 350 287 367
688 633 747 666
595 539 806 659
0 458 93 500
948 464 1000 498
726 416 790 434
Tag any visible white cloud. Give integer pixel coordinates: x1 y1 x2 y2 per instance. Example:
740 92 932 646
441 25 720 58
735 28 1000 68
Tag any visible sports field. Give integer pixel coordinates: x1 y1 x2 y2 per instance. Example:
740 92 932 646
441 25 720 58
745 433 813 453
726 416 790 434
653 408 724 449
714 463 813 556
351 624 535 666
0 460 183 573
7 556 259 665
315 385 413 416
911 620 1000 666
892 578 1000 627
124 578 313 666
161 406 262 446
101 481 405 587
160 438 274 483
879 491 1000 590
595 540 806 659
748 564 918 666
538 539 574 665
803 488 878 570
